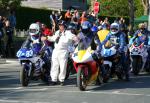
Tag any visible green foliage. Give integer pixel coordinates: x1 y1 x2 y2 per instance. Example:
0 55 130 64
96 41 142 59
87 0 91 9
134 0 144 17
97 0 144 17
98 0 129 16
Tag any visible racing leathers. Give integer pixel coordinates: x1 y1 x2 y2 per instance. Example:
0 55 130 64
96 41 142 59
130 29 150 61
102 31 130 80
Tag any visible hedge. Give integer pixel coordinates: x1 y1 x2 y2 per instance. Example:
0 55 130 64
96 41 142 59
16 7 129 30
16 7 54 30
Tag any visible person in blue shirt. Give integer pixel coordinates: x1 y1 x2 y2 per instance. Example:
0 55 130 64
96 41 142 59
102 22 130 81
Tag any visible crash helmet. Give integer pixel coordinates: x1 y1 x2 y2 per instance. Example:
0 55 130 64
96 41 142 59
110 23 120 35
81 21 91 34
29 23 40 36
138 23 146 31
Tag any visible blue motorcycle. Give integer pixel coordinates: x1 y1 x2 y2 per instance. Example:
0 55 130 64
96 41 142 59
16 43 51 86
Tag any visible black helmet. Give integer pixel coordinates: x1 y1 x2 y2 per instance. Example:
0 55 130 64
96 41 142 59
67 23 77 30
58 20 66 26
81 21 91 34
67 23 77 34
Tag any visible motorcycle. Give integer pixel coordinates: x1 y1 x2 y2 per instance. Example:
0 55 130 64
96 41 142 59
72 45 103 91
129 42 148 75
101 41 125 82
16 43 51 86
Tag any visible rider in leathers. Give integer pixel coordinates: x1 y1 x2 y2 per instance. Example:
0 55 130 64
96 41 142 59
22 23 42 53
77 21 105 78
102 22 130 81
130 23 150 64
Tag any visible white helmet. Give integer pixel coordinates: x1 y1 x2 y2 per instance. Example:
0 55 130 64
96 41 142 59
110 23 120 35
29 23 40 36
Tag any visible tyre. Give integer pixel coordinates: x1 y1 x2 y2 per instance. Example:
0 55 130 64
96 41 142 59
41 62 51 83
132 57 142 75
115 64 125 80
77 67 88 91
103 64 111 83
20 64 29 87
145 60 150 73
95 70 103 85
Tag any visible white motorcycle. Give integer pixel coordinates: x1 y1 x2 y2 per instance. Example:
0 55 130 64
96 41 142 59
129 42 148 75
101 42 125 82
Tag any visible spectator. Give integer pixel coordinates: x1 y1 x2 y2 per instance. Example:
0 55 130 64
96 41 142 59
41 23 53 48
72 9 80 21
5 19 14 58
57 9 63 22
79 11 87 24
0 16 4 38
65 9 72 24
0 16 5 58
8 11 16 36
87 11 96 24
50 11 56 32
119 17 128 44
102 17 110 30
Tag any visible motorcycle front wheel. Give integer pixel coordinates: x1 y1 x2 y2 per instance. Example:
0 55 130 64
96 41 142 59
20 64 29 87
77 67 88 91
132 57 142 75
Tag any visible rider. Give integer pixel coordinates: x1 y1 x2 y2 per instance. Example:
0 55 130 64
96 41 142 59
22 23 50 77
130 23 150 61
130 23 150 46
102 22 130 81
22 23 42 49
77 21 101 51
77 21 106 79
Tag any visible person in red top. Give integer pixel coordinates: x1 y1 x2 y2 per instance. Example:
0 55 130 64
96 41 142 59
41 23 53 46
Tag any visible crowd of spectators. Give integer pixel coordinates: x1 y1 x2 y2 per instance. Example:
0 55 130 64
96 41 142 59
0 11 16 58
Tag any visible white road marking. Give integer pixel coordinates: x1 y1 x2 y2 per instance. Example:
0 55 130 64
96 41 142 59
0 99 50 103
112 91 120 93
61 90 150 97
0 87 23 90
0 87 48 96
0 87 48 91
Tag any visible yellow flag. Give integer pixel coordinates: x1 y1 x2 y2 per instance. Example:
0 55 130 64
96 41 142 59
97 30 109 42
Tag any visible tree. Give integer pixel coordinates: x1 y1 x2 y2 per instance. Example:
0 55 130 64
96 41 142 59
134 0 144 17
128 0 134 35
97 0 129 16
141 0 149 15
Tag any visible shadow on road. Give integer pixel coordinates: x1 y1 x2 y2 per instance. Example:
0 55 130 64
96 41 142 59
90 73 150 91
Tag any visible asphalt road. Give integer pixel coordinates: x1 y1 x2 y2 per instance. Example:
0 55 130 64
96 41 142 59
0 59 150 103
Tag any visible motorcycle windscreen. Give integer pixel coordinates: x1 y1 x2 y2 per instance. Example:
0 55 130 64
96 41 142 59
77 50 94 63
101 46 116 57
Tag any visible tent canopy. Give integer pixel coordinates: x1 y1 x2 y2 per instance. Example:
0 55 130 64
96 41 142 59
134 15 148 23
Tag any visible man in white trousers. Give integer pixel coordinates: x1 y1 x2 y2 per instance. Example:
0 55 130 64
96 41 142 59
41 20 78 86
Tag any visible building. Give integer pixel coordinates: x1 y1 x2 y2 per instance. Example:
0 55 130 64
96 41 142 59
22 0 87 10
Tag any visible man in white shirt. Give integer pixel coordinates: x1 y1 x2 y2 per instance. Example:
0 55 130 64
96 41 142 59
41 20 78 85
